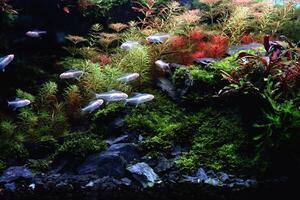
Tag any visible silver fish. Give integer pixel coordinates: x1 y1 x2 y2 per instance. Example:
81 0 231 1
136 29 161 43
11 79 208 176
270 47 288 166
146 33 171 43
8 98 31 110
0 54 14 72
81 99 104 113
26 30 47 38
95 90 128 102
155 60 170 72
117 73 139 82
125 93 154 105
120 41 139 50
59 70 84 79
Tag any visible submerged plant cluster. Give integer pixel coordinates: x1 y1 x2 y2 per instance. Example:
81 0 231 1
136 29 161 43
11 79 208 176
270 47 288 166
1 0 300 179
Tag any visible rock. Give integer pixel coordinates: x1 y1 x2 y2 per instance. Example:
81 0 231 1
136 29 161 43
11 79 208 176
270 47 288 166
77 152 127 178
204 178 221 187
217 172 230 183
154 157 174 173
107 143 139 162
120 41 139 50
4 182 17 192
0 166 33 183
195 168 208 182
226 43 264 56
127 162 160 188
77 143 139 177
84 176 132 190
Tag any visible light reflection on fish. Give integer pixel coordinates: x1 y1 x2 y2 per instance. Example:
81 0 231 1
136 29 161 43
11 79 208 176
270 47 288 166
8 98 31 110
146 33 171 43
155 60 170 72
117 73 139 82
81 99 104 113
26 30 47 38
125 93 154 105
95 90 128 102
0 54 14 72
120 41 139 50
59 70 84 79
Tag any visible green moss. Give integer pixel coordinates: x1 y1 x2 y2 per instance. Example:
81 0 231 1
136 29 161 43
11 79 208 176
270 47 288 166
176 110 254 173
28 159 51 172
56 133 107 160
189 67 216 84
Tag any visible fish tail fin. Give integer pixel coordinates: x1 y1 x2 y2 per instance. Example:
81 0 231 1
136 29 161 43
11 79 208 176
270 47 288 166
124 99 129 106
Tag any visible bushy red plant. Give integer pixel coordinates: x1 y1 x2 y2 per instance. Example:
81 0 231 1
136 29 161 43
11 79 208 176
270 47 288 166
240 34 254 44
171 36 187 49
211 35 229 46
98 54 112 66
192 51 206 59
189 30 204 42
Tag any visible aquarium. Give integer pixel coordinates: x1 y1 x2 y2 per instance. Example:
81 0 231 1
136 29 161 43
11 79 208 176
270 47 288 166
0 0 299 199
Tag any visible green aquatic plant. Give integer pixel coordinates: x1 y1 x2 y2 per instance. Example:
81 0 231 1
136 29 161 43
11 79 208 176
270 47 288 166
81 64 131 95
56 133 106 160
118 45 151 85
64 85 83 122
176 110 254 173
254 77 300 152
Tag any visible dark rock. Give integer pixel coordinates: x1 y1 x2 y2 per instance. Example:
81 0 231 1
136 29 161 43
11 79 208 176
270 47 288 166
154 157 175 173
217 172 230 182
77 143 139 177
85 176 132 190
77 152 127 178
4 182 17 192
0 166 33 183
107 143 139 162
226 43 264 56
127 162 160 188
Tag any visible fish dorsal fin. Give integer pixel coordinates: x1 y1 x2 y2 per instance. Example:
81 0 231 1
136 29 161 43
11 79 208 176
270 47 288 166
132 93 144 97
108 89 120 93
15 97 21 101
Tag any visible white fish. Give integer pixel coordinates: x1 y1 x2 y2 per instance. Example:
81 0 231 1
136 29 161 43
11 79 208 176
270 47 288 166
146 33 171 43
117 73 139 82
95 90 128 102
81 99 104 113
155 60 170 72
8 98 31 110
26 30 47 38
59 70 84 79
125 93 154 105
120 41 139 50
0 54 14 72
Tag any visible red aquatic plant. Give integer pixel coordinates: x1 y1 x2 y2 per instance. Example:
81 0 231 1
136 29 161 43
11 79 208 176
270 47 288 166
192 51 206 59
205 43 226 58
171 36 187 49
189 30 204 42
98 54 112 66
211 35 229 47
240 34 254 44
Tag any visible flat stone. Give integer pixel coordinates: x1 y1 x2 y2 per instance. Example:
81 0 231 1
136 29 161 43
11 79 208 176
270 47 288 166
127 162 160 188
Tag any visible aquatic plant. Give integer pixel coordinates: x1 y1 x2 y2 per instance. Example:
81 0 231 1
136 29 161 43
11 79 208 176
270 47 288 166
176 109 254 173
118 45 151 85
254 77 300 153
221 6 250 44
56 133 106 160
